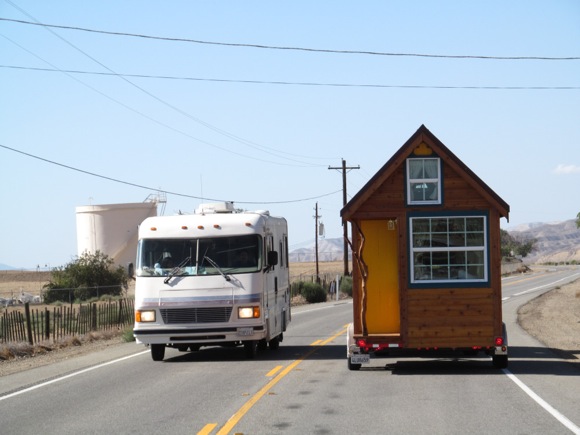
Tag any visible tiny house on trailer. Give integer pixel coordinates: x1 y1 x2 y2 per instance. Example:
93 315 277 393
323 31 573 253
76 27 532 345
343 125 510 370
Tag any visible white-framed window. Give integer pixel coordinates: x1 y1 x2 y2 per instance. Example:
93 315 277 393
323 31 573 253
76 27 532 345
406 158 441 205
410 215 488 284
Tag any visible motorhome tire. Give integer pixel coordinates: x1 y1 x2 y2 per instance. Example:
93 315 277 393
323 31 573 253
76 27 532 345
269 335 280 350
151 344 165 361
258 339 268 351
244 340 257 358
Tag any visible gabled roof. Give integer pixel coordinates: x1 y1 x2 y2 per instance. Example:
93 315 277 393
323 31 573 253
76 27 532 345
341 125 510 221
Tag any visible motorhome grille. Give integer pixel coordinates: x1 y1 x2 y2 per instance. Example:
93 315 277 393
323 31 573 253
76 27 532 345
160 307 232 324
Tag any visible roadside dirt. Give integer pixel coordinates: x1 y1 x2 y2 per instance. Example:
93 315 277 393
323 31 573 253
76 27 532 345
517 277 580 360
1 266 578 377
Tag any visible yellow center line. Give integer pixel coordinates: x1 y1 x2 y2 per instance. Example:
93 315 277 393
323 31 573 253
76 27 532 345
198 423 217 435
215 326 347 435
265 365 283 377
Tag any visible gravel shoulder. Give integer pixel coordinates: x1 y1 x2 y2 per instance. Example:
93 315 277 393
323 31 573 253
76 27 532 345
1 277 579 378
517 277 580 360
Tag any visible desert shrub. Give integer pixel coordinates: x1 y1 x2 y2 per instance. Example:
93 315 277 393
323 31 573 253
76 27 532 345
43 251 127 303
340 275 353 297
122 326 135 342
300 282 327 303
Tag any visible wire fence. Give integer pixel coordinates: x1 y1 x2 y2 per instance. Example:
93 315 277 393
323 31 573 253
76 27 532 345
0 298 134 345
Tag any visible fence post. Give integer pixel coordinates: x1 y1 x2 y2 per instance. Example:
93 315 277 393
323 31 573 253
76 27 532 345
91 303 97 331
45 308 50 340
117 299 124 325
24 302 34 345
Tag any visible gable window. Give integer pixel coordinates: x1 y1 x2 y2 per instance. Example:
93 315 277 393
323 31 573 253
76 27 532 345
410 215 488 284
407 158 441 205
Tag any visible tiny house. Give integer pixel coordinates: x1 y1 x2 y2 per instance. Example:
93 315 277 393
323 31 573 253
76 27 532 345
342 125 510 370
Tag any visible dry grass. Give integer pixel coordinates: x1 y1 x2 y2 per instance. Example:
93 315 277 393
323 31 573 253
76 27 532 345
289 261 348 281
0 330 121 361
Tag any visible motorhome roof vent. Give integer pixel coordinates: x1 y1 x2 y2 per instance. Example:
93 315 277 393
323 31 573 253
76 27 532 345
196 202 235 214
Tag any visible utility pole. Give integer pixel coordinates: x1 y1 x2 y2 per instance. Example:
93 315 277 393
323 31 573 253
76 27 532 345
314 202 321 283
329 159 360 276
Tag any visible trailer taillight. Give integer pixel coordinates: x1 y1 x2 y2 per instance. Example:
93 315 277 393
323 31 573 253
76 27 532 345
356 339 367 348
495 337 504 346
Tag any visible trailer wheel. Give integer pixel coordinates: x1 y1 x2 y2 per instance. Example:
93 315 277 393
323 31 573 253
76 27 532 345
492 354 508 369
151 344 165 361
348 357 361 371
244 340 258 359
269 335 280 350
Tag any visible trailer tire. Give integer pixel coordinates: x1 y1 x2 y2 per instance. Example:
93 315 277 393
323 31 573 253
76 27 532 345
151 344 165 361
493 354 508 369
348 357 362 371
244 340 258 359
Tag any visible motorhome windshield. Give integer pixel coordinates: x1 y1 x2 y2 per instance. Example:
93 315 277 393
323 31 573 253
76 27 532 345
136 235 262 277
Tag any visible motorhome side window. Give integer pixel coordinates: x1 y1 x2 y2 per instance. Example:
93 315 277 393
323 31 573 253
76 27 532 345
406 158 441 205
410 215 488 284
265 235 274 268
136 235 262 277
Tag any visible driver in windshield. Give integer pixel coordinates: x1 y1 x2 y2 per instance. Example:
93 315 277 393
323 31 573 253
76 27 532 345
235 250 254 267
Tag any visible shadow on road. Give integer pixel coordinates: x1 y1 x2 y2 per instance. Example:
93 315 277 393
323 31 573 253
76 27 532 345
161 343 579 376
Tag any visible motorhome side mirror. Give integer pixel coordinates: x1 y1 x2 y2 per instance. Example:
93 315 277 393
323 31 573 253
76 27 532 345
267 251 278 266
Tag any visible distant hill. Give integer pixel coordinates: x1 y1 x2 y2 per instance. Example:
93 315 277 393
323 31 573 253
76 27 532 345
0 263 17 271
289 238 345 262
290 220 580 264
508 219 580 264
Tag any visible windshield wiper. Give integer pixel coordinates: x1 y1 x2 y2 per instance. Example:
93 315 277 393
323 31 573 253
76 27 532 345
203 256 231 282
164 256 191 284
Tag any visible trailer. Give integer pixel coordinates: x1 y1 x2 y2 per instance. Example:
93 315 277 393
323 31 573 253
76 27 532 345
133 202 290 361
342 126 510 370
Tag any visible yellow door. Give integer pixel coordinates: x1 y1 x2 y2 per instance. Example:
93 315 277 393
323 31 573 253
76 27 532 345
361 219 400 334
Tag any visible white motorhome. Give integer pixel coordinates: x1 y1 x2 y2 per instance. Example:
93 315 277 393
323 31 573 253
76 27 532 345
133 202 291 361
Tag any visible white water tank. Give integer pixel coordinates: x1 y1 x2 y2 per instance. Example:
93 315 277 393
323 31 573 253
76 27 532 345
76 202 157 267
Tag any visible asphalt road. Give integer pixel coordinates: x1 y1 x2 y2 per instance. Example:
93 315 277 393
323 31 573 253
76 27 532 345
1 267 579 435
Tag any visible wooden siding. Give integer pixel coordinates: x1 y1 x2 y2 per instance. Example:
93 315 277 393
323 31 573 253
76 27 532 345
404 288 497 348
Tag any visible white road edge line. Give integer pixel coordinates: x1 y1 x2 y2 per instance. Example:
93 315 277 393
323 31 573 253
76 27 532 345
0 350 150 402
513 273 580 297
503 369 580 434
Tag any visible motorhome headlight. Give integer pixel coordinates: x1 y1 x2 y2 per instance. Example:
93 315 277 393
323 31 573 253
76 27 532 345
238 306 260 319
136 310 156 323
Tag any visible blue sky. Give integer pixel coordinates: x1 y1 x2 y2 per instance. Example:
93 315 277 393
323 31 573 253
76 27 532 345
1 1 579 269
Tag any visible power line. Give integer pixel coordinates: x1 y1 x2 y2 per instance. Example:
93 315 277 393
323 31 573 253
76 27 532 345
1 4 330 166
3 64 578 90
1 17 578 61
0 143 341 205
2 34 318 168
